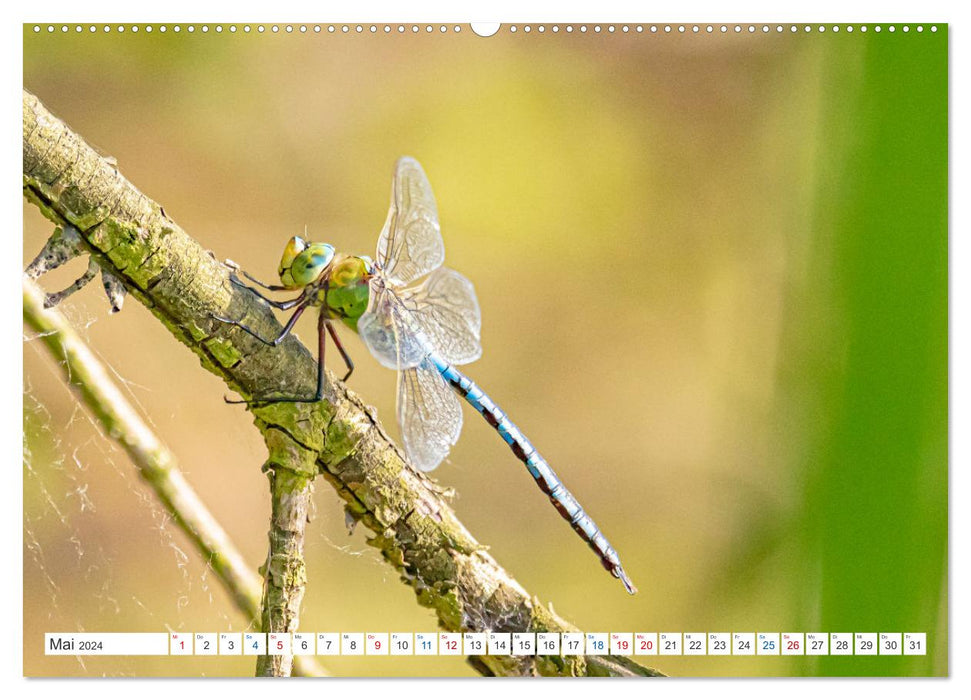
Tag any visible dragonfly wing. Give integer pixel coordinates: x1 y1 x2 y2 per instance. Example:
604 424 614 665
398 360 463 472
358 283 429 370
375 157 445 286
398 267 482 365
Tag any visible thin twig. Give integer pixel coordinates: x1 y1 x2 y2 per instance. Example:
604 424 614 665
22 279 328 678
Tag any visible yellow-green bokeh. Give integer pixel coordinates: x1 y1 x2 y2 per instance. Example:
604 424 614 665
23 24 947 677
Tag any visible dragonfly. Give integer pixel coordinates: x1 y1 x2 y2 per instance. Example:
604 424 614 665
214 157 636 594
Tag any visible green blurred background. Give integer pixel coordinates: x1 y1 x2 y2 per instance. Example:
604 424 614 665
22 24 947 677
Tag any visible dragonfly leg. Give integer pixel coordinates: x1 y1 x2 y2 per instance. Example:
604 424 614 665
229 273 303 309
325 321 354 381
223 308 327 406
212 302 307 347
238 269 291 292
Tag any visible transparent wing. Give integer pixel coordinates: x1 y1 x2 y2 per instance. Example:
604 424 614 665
357 283 430 370
375 157 445 286
397 267 482 365
397 359 463 472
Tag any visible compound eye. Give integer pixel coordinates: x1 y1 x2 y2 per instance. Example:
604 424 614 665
279 236 307 272
290 243 335 287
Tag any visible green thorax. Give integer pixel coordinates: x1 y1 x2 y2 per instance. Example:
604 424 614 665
319 254 371 332
276 236 370 332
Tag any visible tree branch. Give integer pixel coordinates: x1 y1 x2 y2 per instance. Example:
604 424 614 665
23 278 328 678
255 468 313 676
22 88 662 677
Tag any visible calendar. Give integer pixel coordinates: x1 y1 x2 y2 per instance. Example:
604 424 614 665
23 16 947 681
44 631 928 657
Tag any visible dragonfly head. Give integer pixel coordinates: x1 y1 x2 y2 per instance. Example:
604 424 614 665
278 236 335 288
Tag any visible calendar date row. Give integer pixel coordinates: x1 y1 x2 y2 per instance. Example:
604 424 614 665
47 632 926 657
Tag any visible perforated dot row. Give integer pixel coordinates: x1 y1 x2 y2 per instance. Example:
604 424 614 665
30 24 465 34
30 24 940 35
507 24 936 34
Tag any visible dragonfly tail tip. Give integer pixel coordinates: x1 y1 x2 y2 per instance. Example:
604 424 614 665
616 568 637 595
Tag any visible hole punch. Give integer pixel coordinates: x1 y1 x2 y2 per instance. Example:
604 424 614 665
470 23 500 37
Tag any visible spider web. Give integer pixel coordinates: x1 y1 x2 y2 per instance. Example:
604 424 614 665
23 303 240 677
23 294 474 678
